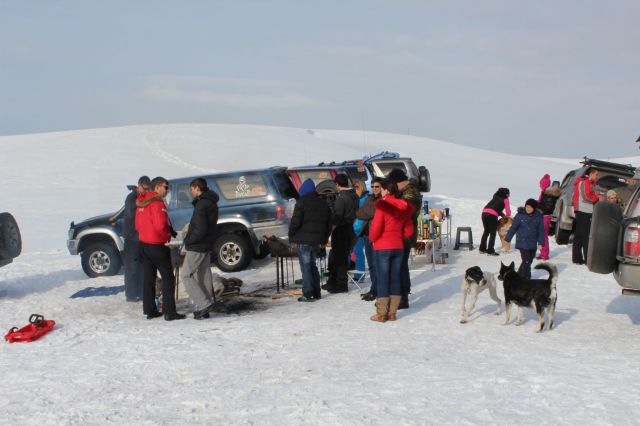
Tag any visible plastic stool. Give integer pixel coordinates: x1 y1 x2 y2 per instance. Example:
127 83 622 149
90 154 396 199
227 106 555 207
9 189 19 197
454 227 473 250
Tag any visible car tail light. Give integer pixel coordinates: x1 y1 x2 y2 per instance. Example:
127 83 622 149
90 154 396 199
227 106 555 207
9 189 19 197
276 204 284 220
624 224 640 257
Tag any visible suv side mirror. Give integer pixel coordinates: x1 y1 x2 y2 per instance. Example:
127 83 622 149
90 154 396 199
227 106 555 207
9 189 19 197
418 166 431 193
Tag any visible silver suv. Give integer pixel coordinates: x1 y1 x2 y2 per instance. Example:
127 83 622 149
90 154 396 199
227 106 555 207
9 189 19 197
587 167 640 294
551 158 636 244
67 167 297 277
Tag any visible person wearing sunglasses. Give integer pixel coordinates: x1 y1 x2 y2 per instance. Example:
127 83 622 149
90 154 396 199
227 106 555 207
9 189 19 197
356 177 383 301
123 175 151 302
135 176 185 321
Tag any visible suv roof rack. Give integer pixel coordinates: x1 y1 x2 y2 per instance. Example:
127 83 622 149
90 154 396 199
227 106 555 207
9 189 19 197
362 151 400 163
580 157 636 174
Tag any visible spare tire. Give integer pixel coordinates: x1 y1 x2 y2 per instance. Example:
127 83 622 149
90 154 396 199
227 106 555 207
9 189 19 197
418 166 431 193
0 213 22 259
587 202 623 274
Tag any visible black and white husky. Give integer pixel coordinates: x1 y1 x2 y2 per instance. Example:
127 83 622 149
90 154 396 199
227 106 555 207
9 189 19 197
460 266 502 324
498 261 558 332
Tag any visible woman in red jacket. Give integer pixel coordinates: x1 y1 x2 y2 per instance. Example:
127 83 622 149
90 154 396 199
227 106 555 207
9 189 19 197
368 179 414 322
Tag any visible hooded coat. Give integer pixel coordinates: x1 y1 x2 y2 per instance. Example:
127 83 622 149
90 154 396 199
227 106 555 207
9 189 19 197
289 179 332 245
505 207 545 250
183 189 220 252
369 195 414 250
483 188 511 217
135 192 172 244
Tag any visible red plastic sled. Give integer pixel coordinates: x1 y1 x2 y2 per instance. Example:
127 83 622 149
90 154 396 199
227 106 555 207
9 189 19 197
5 314 56 343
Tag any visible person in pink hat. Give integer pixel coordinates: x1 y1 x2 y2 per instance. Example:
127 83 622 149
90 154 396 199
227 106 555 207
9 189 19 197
536 174 561 260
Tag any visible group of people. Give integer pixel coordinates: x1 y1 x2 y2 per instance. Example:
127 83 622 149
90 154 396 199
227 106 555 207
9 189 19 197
123 176 221 321
288 169 422 322
122 165 624 322
478 167 628 279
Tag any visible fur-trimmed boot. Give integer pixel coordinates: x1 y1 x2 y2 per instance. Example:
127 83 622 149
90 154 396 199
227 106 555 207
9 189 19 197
388 295 402 321
370 297 389 322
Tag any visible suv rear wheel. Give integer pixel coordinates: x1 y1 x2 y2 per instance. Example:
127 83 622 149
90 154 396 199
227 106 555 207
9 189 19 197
213 233 251 272
587 202 623 274
81 242 122 277
0 213 22 259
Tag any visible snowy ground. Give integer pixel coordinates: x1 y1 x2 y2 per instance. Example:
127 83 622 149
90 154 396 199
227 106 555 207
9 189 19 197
1 124 640 425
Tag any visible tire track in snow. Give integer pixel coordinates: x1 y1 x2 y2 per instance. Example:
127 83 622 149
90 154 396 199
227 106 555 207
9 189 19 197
143 131 218 173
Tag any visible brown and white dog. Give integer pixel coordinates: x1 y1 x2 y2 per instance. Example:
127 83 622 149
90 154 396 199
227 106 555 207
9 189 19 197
497 216 514 253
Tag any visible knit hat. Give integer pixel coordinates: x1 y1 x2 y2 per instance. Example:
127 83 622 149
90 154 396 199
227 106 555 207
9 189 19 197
539 174 551 191
298 178 316 197
387 168 408 183
525 198 538 210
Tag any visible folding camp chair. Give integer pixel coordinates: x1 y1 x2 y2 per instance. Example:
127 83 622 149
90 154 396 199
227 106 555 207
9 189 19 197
346 270 368 291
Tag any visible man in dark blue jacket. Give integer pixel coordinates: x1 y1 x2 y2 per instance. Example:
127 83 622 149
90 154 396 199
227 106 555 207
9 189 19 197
180 177 221 319
123 175 151 302
505 199 545 279
289 179 332 301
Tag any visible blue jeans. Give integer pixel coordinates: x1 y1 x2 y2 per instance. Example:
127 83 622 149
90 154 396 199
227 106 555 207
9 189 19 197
297 244 320 297
400 245 411 294
363 237 377 295
374 249 403 297
352 237 366 279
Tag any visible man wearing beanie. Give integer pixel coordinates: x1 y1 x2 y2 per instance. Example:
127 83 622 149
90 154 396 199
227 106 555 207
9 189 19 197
289 178 332 301
387 168 422 309
505 198 545 279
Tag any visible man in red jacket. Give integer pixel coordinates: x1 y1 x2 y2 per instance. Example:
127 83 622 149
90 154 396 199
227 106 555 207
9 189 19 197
572 168 601 265
135 176 185 321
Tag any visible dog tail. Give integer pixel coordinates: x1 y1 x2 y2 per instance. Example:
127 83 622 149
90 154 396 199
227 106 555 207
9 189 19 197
534 262 558 294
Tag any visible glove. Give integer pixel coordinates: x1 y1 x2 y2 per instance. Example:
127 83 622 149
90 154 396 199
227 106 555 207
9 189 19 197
169 226 178 238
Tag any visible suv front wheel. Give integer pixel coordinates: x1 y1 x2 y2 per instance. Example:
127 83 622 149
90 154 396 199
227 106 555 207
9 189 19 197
213 233 252 272
81 242 122 277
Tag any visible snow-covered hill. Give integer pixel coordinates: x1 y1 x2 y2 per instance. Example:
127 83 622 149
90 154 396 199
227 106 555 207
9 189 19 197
1 124 639 424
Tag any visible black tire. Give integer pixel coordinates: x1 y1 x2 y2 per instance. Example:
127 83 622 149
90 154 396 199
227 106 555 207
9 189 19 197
253 241 270 259
555 205 573 246
81 242 122 277
213 233 252 272
587 202 623 274
418 166 431 193
0 213 22 259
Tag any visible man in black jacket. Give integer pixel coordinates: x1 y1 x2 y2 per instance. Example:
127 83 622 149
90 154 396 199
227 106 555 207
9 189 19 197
179 177 221 319
123 175 151 302
289 178 332 301
323 173 359 293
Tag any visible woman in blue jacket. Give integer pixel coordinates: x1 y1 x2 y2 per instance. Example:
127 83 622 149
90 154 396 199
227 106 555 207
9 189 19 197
505 199 545 279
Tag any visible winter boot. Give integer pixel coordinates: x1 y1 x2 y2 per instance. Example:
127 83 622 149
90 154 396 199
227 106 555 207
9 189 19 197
370 297 389 322
388 295 402 321
398 293 409 310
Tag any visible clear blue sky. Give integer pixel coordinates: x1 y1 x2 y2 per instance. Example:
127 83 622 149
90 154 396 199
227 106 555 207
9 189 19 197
1 0 638 157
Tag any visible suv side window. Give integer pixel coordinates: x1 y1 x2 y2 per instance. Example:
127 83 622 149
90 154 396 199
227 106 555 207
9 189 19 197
176 182 194 209
215 173 268 199
297 170 334 185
